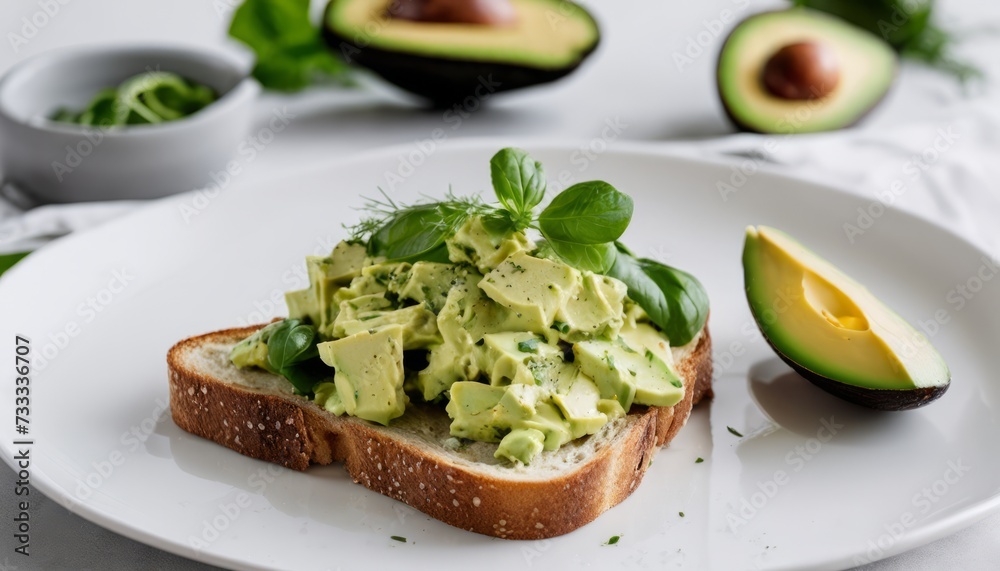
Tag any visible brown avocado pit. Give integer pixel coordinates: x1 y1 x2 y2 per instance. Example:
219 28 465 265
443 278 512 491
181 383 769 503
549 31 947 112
388 0 515 26
762 41 840 100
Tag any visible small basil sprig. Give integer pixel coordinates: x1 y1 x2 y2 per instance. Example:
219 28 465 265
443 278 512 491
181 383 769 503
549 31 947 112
490 148 546 227
347 148 709 343
267 319 328 395
606 244 709 346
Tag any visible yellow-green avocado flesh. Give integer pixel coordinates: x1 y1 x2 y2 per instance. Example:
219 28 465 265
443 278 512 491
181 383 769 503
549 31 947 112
233 217 687 464
717 8 897 134
322 0 600 105
743 226 949 410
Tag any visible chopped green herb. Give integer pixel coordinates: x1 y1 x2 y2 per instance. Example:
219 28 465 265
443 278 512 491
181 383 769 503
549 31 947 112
679 511 685 518
359 314 380 321
390 535 406 543
727 426 743 438
695 457 704 464
518 338 540 353
607 535 620 545
551 320 570 334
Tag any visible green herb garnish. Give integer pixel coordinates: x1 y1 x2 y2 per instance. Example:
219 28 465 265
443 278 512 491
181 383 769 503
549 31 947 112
695 457 704 463
229 0 352 91
679 512 685 517
390 535 407 543
607 535 621 545
347 148 710 347
518 338 540 353
0 252 29 277
266 319 325 395
727 426 744 438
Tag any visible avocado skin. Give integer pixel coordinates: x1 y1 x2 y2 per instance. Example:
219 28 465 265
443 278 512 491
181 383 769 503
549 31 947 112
760 333 949 411
322 0 600 107
715 9 898 134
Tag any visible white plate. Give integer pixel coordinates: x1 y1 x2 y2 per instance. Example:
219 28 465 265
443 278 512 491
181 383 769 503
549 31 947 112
2 141 999 571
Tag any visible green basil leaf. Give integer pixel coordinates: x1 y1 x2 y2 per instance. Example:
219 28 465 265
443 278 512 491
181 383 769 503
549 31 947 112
368 204 449 262
548 240 617 273
489 148 546 218
538 181 633 244
267 319 317 371
606 248 709 346
0 252 29 277
280 358 330 396
229 0 350 91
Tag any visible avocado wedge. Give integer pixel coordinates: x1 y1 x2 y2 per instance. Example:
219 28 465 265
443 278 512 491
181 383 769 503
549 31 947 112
717 9 897 134
323 0 600 106
743 226 950 411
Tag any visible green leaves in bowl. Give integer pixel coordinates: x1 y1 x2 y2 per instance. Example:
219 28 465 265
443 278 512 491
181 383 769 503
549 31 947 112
51 72 217 127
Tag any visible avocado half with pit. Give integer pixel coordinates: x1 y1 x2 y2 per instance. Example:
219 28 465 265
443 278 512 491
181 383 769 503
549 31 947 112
322 0 600 106
717 9 897 134
743 226 950 411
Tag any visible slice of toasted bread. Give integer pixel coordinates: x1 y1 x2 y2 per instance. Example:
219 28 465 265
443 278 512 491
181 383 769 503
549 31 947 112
167 324 713 539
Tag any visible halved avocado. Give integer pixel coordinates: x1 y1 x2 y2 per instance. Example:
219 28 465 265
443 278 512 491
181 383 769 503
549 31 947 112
717 9 897 134
323 0 600 106
743 226 950 411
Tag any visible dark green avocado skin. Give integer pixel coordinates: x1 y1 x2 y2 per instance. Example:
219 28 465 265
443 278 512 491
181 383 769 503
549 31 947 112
322 0 600 107
761 334 949 411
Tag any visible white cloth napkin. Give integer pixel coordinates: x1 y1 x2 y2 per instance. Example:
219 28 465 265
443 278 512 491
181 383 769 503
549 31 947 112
5 104 1000 260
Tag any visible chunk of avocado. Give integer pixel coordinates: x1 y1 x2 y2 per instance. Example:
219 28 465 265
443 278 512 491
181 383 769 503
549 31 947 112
717 8 896 134
388 261 467 313
446 217 535 274
477 331 562 386
480 251 580 333
446 381 572 452
445 381 509 441
495 428 546 464
743 226 950 410
555 272 627 340
574 334 684 409
286 241 369 333
229 320 283 372
333 297 441 349
322 0 601 106
317 325 409 425
550 364 608 438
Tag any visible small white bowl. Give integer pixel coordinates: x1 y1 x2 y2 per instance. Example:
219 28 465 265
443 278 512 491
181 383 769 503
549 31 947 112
0 45 259 203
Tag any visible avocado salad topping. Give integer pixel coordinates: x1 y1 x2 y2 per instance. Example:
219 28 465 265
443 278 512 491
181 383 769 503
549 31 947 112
229 148 709 465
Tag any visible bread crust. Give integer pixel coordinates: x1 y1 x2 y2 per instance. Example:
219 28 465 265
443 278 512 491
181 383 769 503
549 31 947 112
168 324 713 539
